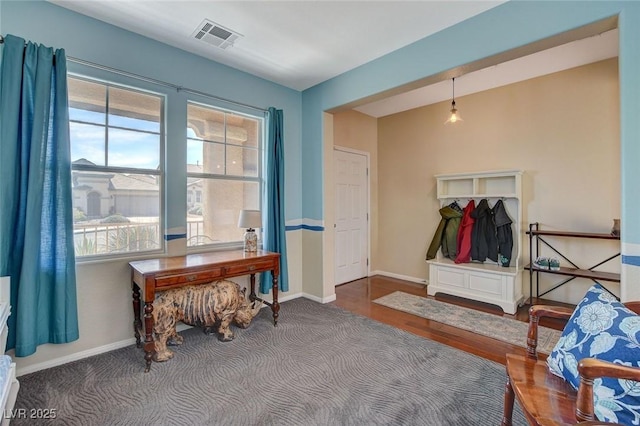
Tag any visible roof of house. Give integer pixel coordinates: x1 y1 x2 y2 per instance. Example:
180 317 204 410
72 159 206 191
187 164 203 174
109 173 158 191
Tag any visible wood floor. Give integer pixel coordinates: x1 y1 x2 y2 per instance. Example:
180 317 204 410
332 275 571 366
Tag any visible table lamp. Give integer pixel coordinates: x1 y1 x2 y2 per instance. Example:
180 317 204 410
238 210 262 252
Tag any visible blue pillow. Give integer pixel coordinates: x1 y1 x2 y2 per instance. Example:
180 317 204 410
547 284 640 425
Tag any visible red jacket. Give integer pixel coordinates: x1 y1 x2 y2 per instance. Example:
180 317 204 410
455 200 475 264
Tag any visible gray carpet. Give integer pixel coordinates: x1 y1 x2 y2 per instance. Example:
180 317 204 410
374 291 562 354
13 298 526 425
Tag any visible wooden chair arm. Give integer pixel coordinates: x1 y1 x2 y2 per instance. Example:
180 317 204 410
575 358 640 423
526 305 574 359
579 358 640 382
529 305 575 320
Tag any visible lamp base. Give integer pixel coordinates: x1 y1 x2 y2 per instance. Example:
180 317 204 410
243 229 257 252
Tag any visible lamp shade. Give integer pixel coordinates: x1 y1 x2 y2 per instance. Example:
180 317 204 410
444 77 463 125
238 210 262 229
445 101 462 124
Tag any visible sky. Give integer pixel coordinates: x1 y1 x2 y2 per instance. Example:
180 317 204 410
70 107 161 169
69 108 257 173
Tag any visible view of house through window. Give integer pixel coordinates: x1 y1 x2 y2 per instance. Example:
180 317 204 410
68 76 163 257
186 103 262 247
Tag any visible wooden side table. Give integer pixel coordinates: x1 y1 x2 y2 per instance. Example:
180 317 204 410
129 250 280 372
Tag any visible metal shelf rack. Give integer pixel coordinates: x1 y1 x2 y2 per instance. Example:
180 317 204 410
524 222 620 304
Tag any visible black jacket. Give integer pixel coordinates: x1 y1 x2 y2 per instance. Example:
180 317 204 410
492 199 513 267
470 199 498 263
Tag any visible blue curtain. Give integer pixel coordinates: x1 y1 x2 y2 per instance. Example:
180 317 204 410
0 35 79 357
261 107 289 293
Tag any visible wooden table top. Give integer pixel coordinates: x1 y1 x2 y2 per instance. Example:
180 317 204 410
129 250 279 274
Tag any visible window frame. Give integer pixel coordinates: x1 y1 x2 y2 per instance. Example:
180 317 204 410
68 74 166 262
185 100 264 251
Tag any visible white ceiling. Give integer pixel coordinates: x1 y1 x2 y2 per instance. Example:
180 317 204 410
49 1 618 117
49 0 506 91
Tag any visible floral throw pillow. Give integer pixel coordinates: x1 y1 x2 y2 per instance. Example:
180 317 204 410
547 283 640 425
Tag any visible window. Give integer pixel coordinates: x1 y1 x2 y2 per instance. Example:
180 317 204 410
68 76 164 257
186 102 262 247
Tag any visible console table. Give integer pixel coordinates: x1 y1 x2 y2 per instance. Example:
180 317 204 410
129 250 280 372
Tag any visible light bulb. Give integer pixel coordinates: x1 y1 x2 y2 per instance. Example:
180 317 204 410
445 103 462 125
444 78 463 125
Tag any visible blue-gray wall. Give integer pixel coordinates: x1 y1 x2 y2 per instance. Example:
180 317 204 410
2 0 640 371
0 0 303 234
0 0 306 372
2 0 640 296
300 0 640 299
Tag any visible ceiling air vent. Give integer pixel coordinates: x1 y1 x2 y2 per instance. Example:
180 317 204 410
191 19 242 50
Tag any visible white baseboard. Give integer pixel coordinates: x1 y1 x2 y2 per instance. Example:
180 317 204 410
370 270 428 286
15 291 346 376
278 292 303 303
16 338 137 377
16 293 310 376
302 292 336 303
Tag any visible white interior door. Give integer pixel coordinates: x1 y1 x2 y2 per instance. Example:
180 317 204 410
334 149 368 286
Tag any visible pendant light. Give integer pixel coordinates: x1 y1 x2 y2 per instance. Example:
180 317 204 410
444 77 462 125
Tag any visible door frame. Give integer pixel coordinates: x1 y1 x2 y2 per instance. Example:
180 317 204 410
333 145 371 285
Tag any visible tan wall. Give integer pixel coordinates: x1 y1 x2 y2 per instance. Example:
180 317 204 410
332 110 379 270
377 59 620 304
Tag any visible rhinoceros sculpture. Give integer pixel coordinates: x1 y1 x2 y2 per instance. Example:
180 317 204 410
152 280 261 362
